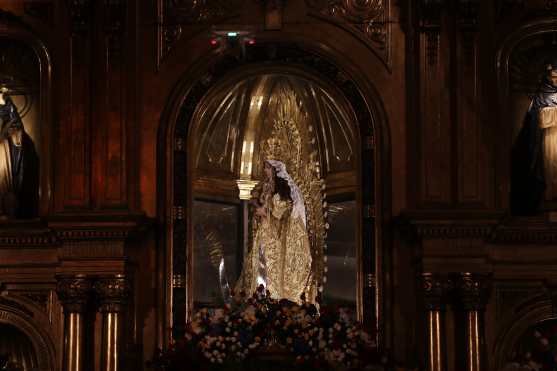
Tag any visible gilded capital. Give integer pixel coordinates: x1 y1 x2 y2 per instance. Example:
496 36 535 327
419 273 450 311
455 273 491 311
94 275 130 313
56 275 92 313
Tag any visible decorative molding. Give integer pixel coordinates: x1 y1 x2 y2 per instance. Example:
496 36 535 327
48 215 150 241
0 297 34 318
0 233 58 247
490 217 557 244
56 276 92 313
0 222 58 247
305 0 391 69
94 275 129 313
396 214 497 240
59 240 125 259
395 212 557 244
156 0 243 69
56 229 130 241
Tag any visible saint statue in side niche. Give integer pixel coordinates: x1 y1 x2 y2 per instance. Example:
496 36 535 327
234 159 313 303
511 64 557 215
0 85 39 219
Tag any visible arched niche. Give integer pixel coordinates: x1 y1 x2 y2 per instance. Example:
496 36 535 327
492 295 554 370
190 72 358 309
497 19 557 214
0 323 39 370
0 307 56 371
158 42 391 350
0 13 52 220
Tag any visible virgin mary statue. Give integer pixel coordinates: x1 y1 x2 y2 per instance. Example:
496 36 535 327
235 159 313 303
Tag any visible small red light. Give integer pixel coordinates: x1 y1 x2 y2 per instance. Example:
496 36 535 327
247 39 255 45
210 39 218 46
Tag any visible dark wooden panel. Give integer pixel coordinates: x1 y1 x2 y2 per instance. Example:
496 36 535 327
103 33 126 206
92 0 127 209
456 31 487 206
64 33 91 207
419 30 451 205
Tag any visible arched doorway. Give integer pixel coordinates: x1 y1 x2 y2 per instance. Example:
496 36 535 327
159 43 391 350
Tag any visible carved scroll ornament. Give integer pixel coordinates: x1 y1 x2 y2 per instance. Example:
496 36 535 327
305 0 390 68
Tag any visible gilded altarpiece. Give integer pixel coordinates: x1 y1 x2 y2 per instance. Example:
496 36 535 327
163 44 383 347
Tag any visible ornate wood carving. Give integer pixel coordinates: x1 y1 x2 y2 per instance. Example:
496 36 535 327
94 276 129 313
419 273 451 310
156 0 243 68
305 0 391 68
454 273 491 311
56 276 91 313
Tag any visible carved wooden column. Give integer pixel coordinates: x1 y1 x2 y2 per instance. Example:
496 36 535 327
56 275 92 371
95 275 129 371
420 273 448 371
455 273 491 371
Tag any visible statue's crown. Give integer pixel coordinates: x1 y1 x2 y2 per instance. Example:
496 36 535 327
263 137 282 161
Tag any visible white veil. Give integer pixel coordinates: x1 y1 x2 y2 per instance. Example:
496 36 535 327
266 160 307 227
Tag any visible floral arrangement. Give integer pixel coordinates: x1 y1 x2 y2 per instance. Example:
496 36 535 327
149 286 387 371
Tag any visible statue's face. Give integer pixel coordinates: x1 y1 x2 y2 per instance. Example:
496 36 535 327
264 162 273 180
550 71 557 86
6 125 21 139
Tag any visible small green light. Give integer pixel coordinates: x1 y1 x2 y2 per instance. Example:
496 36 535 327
227 32 238 37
